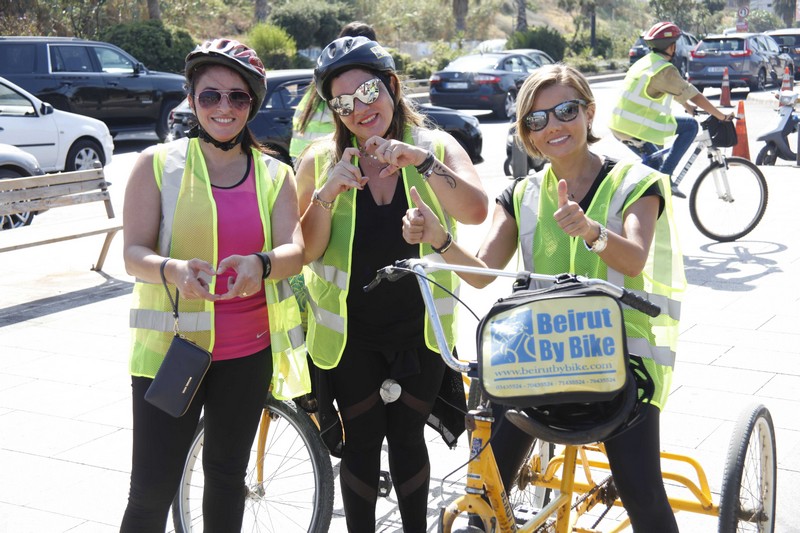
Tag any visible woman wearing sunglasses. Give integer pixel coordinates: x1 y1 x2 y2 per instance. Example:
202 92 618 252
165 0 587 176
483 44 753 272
294 36 487 532
403 63 684 533
120 39 307 531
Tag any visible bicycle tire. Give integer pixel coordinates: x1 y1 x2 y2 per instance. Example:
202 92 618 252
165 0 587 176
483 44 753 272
718 403 776 533
172 395 334 533
689 157 768 242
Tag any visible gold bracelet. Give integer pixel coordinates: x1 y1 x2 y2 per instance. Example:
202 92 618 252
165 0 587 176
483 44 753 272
312 190 334 210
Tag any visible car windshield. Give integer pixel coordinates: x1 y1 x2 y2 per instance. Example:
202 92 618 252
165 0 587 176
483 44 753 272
697 38 744 53
445 55 501 71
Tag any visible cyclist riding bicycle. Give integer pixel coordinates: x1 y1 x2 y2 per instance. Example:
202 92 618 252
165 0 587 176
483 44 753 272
610 21 734 198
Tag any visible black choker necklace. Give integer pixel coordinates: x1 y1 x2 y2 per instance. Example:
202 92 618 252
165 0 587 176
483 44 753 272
187 125 243 151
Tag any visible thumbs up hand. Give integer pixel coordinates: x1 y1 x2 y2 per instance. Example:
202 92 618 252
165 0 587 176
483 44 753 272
553 179 593 240
403 186 449 247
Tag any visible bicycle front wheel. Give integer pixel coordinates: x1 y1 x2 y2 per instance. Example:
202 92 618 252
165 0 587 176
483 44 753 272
689 157 768 242
718 403 776 533
172 395 335 533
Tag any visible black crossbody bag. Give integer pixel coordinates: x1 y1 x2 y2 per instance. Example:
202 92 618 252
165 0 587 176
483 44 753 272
144 259 212 417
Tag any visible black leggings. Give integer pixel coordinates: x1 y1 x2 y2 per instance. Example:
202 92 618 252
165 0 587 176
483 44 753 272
120 348 271 533
491 402 679 533
329 344 446 533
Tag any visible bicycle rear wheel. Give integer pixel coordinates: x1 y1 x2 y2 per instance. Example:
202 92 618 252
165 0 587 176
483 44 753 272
718 403 776 533
689 157 768 242
172 395 334 532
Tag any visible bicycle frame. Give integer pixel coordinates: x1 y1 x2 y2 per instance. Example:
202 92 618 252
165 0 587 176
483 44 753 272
402 259 723 532
660 129 726 191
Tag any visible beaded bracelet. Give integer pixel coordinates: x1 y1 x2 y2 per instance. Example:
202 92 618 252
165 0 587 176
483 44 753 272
415 151 436 180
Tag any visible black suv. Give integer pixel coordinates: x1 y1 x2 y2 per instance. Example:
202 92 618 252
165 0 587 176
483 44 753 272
0 36 187 140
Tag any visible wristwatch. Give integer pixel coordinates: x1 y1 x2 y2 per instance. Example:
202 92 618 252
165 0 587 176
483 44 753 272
256 252 272 279
585 224 608 253
312 190 334 210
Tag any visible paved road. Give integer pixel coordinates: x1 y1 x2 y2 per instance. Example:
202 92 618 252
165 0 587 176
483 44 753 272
0 87 798 532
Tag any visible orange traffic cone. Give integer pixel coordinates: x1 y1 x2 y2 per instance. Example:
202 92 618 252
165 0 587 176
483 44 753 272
720 67 732 107
780 65 793 92
732 100 750 160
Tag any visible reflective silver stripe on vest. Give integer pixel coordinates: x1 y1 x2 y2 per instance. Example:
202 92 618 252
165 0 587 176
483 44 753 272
308 260 348 292
129 308 211 332
288 324 305 349
158 137 190 257
613 107 676 133
628 337 676 367
307 293 346 333
268 279 296 304
518 174 543 272
623 73 673 114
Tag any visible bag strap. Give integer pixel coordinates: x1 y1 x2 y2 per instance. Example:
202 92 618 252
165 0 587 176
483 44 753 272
160 258 181 334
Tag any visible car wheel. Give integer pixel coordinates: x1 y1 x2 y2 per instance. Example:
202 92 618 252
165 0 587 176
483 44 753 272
0 168 35 229
157 99 182 142
494 91 516 120
65 139 104 171
749 69 767 92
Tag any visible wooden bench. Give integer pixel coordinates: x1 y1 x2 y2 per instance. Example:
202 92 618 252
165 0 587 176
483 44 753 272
0 166 123 271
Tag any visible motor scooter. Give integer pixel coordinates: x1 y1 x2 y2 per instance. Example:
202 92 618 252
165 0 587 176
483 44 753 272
755 90 800 165
503 119 546 178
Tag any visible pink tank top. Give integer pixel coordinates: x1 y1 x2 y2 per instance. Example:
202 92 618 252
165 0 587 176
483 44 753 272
211 158 270 360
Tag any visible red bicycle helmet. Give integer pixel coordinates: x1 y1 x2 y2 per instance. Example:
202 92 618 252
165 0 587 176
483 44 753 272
185 39 267 121
643 22 682 51
314 36 395 100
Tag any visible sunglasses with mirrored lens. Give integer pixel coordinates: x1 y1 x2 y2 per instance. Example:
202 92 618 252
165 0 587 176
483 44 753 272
524 99 587 131
195 90 253 111
328 78 381 116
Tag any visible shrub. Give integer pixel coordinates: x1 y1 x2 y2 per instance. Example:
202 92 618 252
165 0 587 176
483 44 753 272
507 26 567 62
269 0 355 49
101 20 194 74
405 58 439 80
248 23 297 70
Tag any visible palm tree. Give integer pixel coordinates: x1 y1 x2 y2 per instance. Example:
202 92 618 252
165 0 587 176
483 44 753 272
772 0 796 26
516 0 528 32
453 0 469 33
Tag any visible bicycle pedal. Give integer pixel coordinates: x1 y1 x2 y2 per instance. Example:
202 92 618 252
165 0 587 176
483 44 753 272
377 470 392 498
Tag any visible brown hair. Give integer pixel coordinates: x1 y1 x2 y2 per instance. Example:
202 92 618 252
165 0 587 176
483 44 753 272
515 63 600 159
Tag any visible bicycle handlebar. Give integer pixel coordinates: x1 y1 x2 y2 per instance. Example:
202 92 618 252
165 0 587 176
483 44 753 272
363 259 662 374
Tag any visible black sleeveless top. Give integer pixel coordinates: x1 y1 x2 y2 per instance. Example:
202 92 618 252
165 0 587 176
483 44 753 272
346 177 425 350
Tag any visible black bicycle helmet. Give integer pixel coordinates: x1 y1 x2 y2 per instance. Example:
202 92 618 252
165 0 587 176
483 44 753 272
314 36 395 101
503 355 655 446
185 38 267 122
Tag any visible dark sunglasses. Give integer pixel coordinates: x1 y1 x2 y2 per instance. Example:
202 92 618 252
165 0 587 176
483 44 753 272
194 89 253 111
524 99 587 131
328 78 381 116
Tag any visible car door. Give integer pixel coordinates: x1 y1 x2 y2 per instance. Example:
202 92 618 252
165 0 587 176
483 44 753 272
47 43 110 120
0 81 59 170
248 77 312 162
88 43 157 130
762 35 789 81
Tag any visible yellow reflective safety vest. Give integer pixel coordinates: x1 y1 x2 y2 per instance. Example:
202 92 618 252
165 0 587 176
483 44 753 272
305 127 459 369
290 90 334 159
512 160 686 409
128 137 310 400
610 52 677 146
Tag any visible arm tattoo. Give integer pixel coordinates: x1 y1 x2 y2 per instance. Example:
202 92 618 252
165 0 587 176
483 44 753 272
430 160 457 189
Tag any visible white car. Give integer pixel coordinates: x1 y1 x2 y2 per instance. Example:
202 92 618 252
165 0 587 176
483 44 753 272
0 76 114 172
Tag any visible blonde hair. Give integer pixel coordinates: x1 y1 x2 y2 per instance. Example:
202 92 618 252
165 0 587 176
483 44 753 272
515 63 600 159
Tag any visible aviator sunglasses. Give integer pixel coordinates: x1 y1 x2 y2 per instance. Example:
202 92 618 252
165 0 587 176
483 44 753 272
524 99 587 132
194 89 253 111
328 78 381 116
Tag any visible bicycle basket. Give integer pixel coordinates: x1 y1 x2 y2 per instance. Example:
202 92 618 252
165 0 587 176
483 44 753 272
702 115 738 148
476 280 629 409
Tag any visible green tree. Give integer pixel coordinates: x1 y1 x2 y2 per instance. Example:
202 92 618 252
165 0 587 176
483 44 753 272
269 0 355 49
248 23 297 69
101 19 194 73
648 0 701 31
516 0 528 32
747 9 783 32
772 0 797 27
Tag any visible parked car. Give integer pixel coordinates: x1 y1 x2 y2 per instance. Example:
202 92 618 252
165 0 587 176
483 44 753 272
0 143 44 229
429 52 542 119
0 76 114 172
505 48 556 68
628 31 699 78
168 69 483 164
765 28 800 79
0 36 187 140
687 32 794 92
